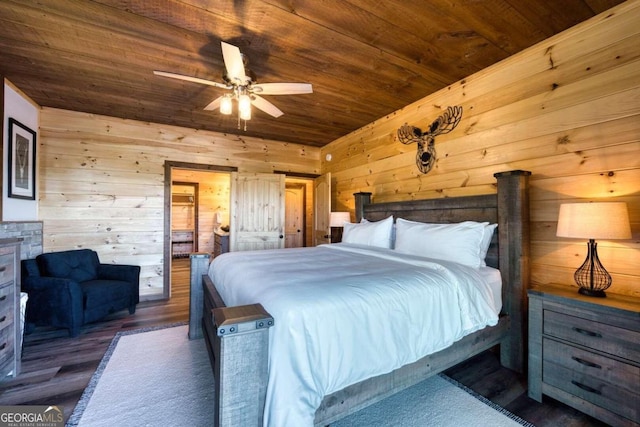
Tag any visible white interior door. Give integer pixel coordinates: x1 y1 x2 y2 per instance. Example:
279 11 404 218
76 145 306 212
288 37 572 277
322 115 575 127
285 184 305 248
313 173 331 246
230 172 286 251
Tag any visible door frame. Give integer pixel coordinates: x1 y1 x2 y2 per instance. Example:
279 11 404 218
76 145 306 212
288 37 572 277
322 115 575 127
277 171 320 249
285 182 307 248
163 161 236 300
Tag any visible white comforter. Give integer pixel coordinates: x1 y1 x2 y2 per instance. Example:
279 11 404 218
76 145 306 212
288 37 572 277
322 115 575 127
208 243 501 427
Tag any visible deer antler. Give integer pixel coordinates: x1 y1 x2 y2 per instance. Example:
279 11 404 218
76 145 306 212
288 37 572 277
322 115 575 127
397 123 423 145
427 106 463 137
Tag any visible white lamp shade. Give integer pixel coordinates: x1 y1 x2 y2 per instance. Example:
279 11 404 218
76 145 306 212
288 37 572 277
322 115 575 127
238 94 251 120
330 212 351 227
557 202 631 240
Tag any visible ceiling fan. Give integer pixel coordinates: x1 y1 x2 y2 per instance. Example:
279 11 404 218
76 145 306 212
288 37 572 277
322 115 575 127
154 41 313 129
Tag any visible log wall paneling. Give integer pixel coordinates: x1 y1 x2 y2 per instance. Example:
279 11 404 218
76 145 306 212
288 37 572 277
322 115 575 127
321 1 640 298
38 108 320 299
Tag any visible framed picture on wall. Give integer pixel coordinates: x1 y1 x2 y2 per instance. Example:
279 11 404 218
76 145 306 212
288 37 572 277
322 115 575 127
8 118 37 200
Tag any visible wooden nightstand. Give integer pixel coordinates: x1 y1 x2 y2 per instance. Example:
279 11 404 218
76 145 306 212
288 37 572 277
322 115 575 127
528 284 640 426
213 231 229 258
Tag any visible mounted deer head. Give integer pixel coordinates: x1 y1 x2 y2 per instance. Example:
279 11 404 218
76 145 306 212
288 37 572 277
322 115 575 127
397 106 463 174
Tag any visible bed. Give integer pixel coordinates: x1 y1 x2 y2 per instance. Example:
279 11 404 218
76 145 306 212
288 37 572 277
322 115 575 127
188 170 531 427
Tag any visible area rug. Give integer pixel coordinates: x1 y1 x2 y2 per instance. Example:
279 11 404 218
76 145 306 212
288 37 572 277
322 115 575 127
68 324 535 427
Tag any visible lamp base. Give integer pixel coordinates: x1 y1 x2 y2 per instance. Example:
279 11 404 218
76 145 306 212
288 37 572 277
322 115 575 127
573 239 611 298
578 287 606 298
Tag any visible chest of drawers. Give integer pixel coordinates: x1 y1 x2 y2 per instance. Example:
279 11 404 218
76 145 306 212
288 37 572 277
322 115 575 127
172 229 195 258
528 285 640 426
213 231 229 258
0 239 21 381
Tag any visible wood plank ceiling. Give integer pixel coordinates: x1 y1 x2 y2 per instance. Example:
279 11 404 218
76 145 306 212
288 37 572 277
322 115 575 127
0 0 625 147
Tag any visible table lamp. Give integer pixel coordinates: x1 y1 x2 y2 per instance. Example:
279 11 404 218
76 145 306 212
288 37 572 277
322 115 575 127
556 202 631 297
329 212 351 243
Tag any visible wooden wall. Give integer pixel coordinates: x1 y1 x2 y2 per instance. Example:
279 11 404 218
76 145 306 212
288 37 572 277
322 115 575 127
321 1 640 298
38 108 320 298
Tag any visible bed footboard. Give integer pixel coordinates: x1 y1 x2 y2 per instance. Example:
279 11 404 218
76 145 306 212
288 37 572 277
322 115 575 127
190 254 273 427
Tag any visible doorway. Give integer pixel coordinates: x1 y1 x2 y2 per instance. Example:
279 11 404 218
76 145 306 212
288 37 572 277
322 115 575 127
285 182 306 248
171 182 198 258
163 161 319 299
163 161 236 300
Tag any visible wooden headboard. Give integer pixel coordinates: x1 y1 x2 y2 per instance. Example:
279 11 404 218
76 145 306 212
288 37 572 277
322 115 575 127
357 193 501 268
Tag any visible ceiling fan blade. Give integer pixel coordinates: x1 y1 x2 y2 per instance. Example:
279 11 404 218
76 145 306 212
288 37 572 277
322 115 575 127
251 95 284 118
252 83 313 95
221 41 248 84
204 96 224 111
153 71 230 89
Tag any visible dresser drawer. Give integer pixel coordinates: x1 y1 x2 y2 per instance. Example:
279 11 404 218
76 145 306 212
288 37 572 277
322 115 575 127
0 253 15 286
172 231 194 242
0 297 14 328
543 339 639 422
0 283 15 312
0 322 15 369
544 309 640 362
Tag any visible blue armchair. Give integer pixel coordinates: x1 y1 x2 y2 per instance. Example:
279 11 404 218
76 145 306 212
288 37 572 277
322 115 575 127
21 249 140 337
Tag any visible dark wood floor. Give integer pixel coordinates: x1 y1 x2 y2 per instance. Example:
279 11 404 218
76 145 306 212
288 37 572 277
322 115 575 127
0 258 606 426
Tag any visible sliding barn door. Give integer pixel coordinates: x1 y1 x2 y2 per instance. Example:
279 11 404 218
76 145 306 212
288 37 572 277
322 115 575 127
230 172 285 252
313 173 331 246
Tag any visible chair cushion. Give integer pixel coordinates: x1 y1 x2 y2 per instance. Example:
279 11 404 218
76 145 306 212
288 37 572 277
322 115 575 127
81 279 132 323
37 249 100 283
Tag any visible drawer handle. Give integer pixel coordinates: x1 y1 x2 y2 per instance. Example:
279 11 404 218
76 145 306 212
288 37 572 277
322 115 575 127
572 356 602 369
571 380 601 395
572 327 602 338
0 342 5 351
0 315 5 323
0 266 5 272
0 295 6 301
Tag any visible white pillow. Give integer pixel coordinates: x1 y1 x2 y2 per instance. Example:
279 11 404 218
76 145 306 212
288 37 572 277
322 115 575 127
343 215 394 248
394 218 491 268
479 223 498 266
360 217 396 248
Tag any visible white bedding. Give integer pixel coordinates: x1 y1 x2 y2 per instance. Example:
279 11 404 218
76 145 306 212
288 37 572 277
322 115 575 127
208 243 502 427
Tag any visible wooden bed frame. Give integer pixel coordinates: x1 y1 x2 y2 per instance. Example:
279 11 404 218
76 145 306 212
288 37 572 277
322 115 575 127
188 170 531 427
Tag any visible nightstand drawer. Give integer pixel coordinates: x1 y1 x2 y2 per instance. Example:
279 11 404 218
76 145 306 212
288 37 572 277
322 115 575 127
0 253 15 286
544 309 640 361
543 340 639 422
543 338 639 392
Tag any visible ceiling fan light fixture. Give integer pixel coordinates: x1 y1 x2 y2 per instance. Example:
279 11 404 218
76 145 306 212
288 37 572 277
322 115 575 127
220 95 233 115
239 94 252 120
154 41 313 129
